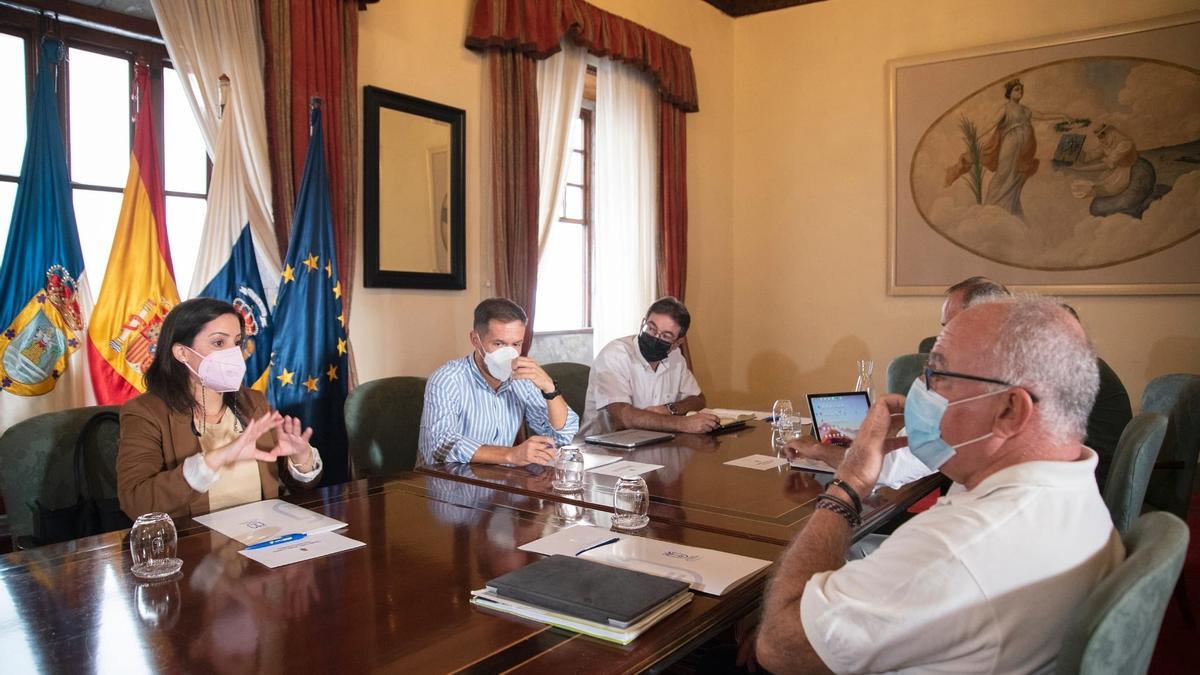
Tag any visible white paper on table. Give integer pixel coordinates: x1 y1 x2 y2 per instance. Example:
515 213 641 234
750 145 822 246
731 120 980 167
193 499 347 545
519 525 771 596
582 452 622 470
789 457 836 473
587 460 664 477
706 408 771 421
238 531 365 568
724 454 789 471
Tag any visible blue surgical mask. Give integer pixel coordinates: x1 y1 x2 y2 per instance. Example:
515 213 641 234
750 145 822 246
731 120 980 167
905 378 1004 470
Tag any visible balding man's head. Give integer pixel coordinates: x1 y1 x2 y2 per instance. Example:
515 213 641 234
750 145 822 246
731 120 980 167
954 296 1098 443
941 276 1011 326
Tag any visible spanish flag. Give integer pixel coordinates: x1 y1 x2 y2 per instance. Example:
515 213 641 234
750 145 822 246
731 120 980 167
87 63 180 404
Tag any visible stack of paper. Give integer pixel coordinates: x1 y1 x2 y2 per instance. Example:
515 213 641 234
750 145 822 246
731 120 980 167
470 587 691 645
194 499 365 568
519 525 772 596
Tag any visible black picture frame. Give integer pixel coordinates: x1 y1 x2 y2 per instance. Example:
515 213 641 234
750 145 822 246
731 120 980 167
362 85 466 289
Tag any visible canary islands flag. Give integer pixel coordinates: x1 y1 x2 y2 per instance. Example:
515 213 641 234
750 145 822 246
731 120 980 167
87 63 180 404
267 105 348 484
0 39 96 434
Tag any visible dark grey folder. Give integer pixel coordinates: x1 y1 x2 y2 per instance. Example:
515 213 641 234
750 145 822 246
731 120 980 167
486 555 690 626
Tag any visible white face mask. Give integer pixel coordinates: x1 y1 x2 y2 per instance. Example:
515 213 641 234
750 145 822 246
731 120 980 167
481 345 519 381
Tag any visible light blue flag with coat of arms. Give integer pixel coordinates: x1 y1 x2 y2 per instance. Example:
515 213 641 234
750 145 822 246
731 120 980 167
0 39 95 434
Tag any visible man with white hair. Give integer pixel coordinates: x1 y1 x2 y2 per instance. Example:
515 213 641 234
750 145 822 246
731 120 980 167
755 297 1124 674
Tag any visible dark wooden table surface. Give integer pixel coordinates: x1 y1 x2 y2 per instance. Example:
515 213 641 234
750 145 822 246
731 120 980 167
0 473 783 674
421 421 948 546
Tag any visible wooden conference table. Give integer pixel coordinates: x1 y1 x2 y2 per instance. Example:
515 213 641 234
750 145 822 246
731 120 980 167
421 420 947 546
0 423 946 673
0 473 784 673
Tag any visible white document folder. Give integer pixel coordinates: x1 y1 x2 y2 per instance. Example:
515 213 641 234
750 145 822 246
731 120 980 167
193 499 347 545
519 525 771 596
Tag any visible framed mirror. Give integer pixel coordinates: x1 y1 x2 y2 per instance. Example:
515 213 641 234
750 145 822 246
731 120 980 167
363 86 466 289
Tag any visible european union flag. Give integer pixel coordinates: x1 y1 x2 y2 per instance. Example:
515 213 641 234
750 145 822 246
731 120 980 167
199 225 274 390
267 105 348 484
1 39 92 431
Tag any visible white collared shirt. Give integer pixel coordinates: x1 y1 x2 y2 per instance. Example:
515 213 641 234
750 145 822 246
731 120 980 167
576 335 701 439
801 448 1124 674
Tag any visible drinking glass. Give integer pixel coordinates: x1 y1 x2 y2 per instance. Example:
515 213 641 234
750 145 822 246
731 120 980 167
612 475 650 530
855 360 876 402
552 445 585 491
772 399 794 431
129 512 183 580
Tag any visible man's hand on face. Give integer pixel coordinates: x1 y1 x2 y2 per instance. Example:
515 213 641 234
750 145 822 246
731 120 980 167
834 394 908 497
511 356 555 393
508 435 557 466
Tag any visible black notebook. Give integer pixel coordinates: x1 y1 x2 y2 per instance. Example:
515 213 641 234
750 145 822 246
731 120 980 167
486 555 690 626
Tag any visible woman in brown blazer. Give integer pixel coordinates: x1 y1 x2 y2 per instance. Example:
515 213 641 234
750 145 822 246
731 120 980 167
117 298 323 519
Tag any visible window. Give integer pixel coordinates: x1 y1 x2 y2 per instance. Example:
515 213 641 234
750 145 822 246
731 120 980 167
0 7 208 300
534 75 595 333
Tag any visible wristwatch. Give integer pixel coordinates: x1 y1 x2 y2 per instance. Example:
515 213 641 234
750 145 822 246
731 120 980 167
542 380 562 400
666 402 682 415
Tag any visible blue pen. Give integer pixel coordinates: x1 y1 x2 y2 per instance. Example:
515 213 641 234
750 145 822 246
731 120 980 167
575 537 620 556
245 533 307 550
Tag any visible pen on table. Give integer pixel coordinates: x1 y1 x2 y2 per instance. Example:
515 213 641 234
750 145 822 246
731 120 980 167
245 533 307 550
575 537 620 556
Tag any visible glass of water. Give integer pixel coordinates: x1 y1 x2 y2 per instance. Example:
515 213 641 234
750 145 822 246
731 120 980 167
772 399 795 431
612 475 650 530
129 512 183 580
552 445 585 491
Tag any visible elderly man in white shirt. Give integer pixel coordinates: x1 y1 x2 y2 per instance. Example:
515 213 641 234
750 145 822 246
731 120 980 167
752 296 1125 674
577 297 720 439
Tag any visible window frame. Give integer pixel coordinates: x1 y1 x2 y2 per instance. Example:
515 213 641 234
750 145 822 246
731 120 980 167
0 4 211 282
553 105 595 329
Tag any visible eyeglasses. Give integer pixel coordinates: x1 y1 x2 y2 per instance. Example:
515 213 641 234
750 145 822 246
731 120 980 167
922 366 1040 403
640 321 676 344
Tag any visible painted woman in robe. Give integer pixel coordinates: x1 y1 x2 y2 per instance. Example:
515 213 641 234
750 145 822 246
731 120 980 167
945 79 1071 218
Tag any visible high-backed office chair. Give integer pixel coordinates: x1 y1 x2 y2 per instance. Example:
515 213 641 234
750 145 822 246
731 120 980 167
344 376 427 479
1055 511 1189 675
1140 374 1200 521
542 362 590 420
1102 412 1167 536
887 353 929 395
0 405 121 549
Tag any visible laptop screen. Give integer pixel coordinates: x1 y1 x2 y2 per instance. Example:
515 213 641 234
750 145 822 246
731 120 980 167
807 392 871 445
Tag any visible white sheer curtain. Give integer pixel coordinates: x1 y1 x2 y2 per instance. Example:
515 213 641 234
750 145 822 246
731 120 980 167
536 42 587 254
150 0 282 300
591 60 659 355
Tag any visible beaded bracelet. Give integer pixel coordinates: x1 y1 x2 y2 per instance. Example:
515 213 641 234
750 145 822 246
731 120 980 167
827 478 863 514
816 493 862 527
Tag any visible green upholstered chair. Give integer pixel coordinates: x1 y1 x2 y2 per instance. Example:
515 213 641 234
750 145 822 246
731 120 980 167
887 353 929 395
1056 511 1189 675
917 336 936 354
345 376 426 479
1103 412 1167 536
1140 374 1200 521
0 405 120 549
541 362 590 420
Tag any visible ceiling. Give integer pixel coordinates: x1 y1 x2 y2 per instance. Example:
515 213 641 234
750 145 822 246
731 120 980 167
68 0 154 21
700 0 826 17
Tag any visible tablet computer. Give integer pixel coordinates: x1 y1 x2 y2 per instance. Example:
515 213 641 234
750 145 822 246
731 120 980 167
806 391 871 446
584 429 675 448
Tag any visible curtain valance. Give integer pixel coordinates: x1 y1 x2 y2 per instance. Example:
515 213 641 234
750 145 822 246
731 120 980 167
465 0 699 113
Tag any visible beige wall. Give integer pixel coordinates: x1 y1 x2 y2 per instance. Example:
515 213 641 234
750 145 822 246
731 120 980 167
726 0 1200 409
354 0 1199 410
354 0 485 381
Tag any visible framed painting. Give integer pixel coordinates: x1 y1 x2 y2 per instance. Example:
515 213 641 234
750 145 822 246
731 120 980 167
888 12 1200 295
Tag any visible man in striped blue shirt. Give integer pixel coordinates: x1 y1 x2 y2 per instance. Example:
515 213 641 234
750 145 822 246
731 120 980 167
419 298 579 465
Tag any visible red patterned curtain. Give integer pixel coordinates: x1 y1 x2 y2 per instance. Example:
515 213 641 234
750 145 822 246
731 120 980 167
261 0 360 349
465 0 698 313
